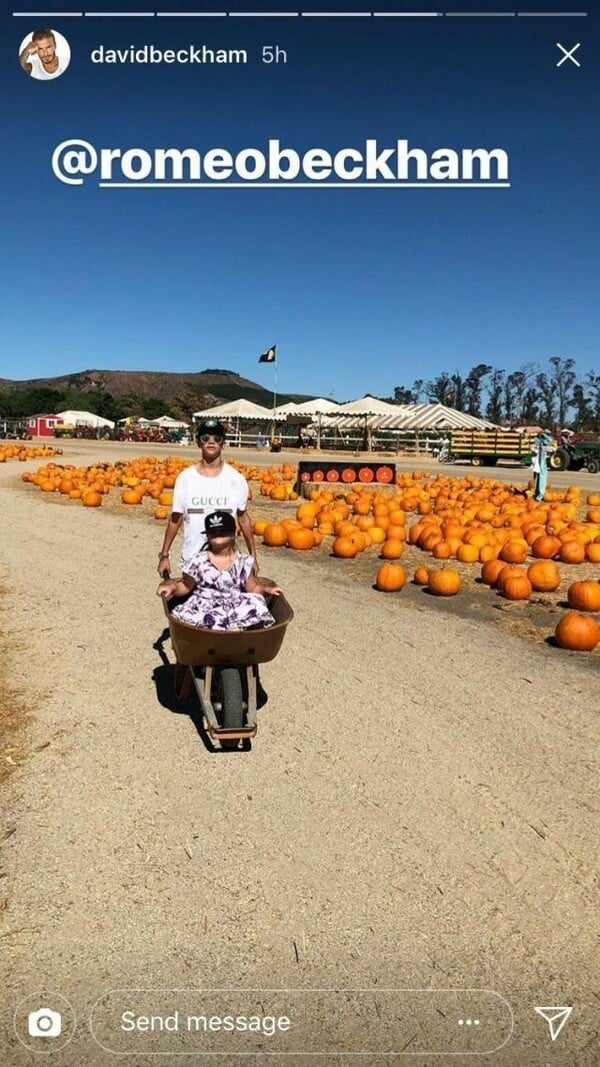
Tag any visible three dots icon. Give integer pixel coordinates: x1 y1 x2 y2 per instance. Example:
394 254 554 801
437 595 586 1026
458 1018 480 1026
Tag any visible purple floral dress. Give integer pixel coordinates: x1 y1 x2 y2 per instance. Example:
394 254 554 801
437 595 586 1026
171 551 276 631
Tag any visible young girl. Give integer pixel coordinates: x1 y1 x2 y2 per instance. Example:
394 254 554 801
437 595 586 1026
157 509 282 630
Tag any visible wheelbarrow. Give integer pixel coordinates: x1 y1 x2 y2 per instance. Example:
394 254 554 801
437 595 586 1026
163 583 293 748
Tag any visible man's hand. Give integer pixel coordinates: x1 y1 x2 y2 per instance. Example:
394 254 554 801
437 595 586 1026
157 557 171 578
20 40 38 71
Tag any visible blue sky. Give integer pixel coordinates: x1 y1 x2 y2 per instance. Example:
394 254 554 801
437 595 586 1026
1 4 597 401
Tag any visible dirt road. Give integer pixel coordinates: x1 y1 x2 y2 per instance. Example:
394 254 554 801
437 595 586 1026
1 444 598 1065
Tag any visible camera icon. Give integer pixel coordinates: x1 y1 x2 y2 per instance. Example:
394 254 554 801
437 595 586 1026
28 1008 62 1038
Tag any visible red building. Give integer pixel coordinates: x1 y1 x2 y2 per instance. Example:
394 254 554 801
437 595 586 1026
26 414 64 437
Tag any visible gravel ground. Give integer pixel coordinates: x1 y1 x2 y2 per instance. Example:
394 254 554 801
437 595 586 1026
0 443 598 1066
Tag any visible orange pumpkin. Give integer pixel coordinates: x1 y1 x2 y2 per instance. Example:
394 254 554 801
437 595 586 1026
427 568 461 596
413 566 429 585
154 507 168 520
122 489 143 505
499 541 528 564
456 543 479 564
558 541 586 565
375 562 406 592
554 612 600 651
502 575 532 600
527 560 560 592
531 534 561 559
287 527 315 550
380 539 405 560
585 543 600 563
263 522 287 547
481 559 507 586
567 581 600 613
332 535 359 559
82 490 103 507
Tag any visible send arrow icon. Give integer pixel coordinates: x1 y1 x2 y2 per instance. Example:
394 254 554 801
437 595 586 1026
534 1006 573 1041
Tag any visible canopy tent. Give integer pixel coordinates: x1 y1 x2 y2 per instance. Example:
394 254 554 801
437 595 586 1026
192 398 286 422
331 403 496 432
147 415 190 429
377 404 496 431
334 395 400 416
272 401 306 417
292 397 343 415
56 409 115 428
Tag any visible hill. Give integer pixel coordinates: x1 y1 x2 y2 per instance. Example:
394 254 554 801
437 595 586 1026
0 368 313 421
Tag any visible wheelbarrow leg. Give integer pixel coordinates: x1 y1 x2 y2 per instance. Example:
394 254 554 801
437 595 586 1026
174 663 192 701
245 665 258 730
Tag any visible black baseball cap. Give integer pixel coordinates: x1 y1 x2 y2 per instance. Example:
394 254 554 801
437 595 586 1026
205 510 236 536
196 418 226 440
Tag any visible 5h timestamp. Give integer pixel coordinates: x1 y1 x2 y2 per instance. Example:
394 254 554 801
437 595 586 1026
262 45 288 64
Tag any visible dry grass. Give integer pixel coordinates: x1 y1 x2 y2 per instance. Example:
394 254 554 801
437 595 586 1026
0 586 34 786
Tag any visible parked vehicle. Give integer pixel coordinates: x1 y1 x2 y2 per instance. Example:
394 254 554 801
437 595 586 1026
548 434 600 473
447 430 537 467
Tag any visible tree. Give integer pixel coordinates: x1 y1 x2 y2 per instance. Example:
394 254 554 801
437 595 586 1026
392 385 415 404
464 363 492 417
486 369 505 425
426 373 454 406
535 370 556 427
548 355 576 427
411 379 426 402
571 383 593 430
584 371 600 428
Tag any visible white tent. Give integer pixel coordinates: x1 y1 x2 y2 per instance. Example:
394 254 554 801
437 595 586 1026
272 401 304 417
331 402 496 432
292 397 342 415
192 398 286 421
375 404 497 431
147 415 190 429
335 395 400 416
56 409 115 428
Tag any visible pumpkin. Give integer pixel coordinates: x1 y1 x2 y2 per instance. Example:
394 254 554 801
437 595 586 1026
380 539 405 560
531 535 561 559
481 559 507 586
527 560 560 592
375 562 406 592
554 612 600 651
287 527 315 550
567 581 600 613
427 568 461 596
332 535 359 558
263 522 287 547
154 506 168 520
585 543 600 563
502 575 532 600
456 543 479 564
122 489 143 505
558 541 586 565
499 541 528 564
82 490 103 507
413 566 429 585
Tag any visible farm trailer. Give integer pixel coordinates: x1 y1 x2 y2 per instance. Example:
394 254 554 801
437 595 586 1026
447 431 537 467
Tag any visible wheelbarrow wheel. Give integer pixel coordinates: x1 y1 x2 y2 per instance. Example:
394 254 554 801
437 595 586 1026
216 668 244 748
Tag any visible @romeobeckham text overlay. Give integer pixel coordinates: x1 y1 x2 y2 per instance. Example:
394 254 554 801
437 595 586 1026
51 138 511 187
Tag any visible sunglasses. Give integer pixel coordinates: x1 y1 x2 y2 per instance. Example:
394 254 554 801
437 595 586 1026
199 433 224 444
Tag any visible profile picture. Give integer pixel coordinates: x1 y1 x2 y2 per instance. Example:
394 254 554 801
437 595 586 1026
19 29 70 80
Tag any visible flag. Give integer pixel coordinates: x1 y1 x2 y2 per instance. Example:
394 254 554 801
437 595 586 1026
258 345 277 363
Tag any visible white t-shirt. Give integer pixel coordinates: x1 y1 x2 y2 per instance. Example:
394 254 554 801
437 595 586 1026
172 462 249 567
28 52 68 80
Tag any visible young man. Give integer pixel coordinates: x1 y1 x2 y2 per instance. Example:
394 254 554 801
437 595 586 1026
20 29 68 80
157 418 258 578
